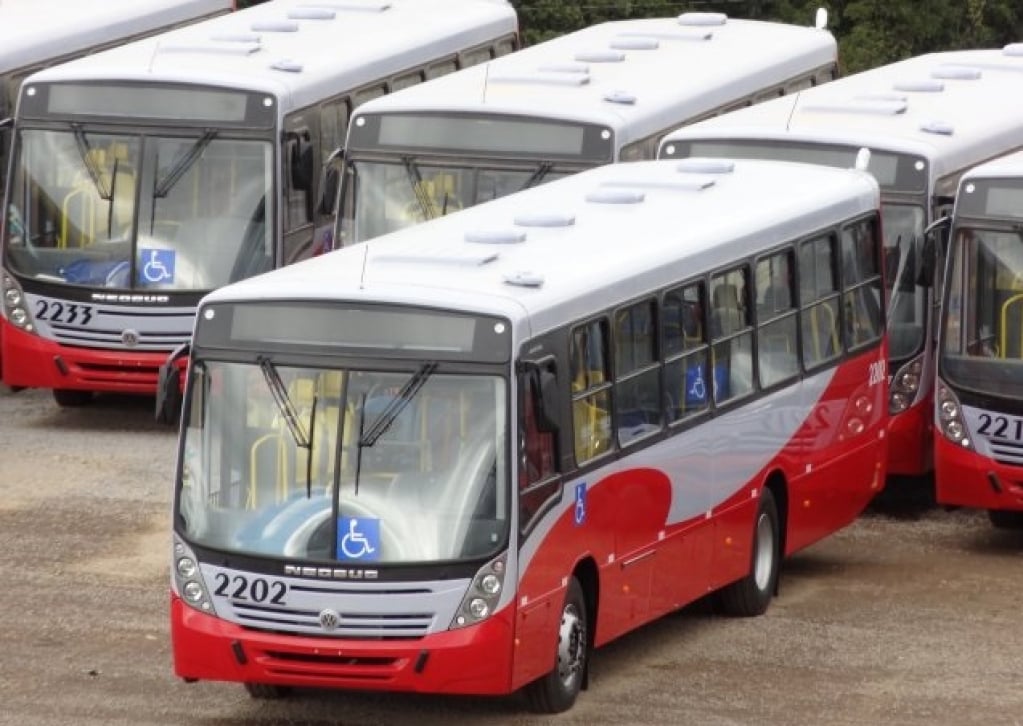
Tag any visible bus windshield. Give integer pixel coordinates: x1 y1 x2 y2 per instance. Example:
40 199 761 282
349 157 574 243
940 226 1023 399
883 202 927 361
178 360 508 564
5 126 272 291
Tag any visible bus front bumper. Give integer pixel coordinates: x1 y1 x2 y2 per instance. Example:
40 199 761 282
935 436 1023 512
171 595 516 695
1 322 169 394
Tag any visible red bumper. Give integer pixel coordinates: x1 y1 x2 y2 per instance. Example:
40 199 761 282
171 595 516 695
1 322 168 394
935 436 1023 511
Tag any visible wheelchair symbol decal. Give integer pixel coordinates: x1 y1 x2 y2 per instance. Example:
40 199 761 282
574 482 587 526
338 517 380 561
139 248 175 284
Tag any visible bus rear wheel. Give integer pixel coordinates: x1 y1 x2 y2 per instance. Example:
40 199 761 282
243 682 291 699
525 576 588 714
987 509 1023 530
52 389 93 407
716 488 780 617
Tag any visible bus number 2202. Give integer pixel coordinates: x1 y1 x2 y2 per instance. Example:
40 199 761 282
213 573 287 604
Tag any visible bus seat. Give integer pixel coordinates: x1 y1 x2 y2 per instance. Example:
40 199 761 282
808 304 839 362
712 283 744 337
573 398 610 462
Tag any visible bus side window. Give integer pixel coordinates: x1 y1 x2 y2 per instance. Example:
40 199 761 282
710 267 754 403
614 298 661 446
841 216 884 350
663 281 711 422
756 250 799 388
799 234 842 368
570 319 612 464
518 366 559 533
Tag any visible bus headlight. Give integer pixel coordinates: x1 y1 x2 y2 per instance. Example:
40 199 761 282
450 553 506 630
936 380 973 450
889 358 923 414
1 273 35 332
172 535 216 614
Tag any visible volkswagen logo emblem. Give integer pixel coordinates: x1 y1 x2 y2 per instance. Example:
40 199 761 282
318 608 341 632
121 329 140 348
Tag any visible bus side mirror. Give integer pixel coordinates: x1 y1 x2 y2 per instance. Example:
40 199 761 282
155 341 191 426
536 365 560 434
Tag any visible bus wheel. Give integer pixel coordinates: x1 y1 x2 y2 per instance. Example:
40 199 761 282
525 577 588 714
717 488 780 617
243 683 291 699
987 509 1023 530
52 389 93 407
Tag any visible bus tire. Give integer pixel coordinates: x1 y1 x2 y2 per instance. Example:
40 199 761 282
717 487 780 617
52 389 93 407
243 682 291 699
987 509 1023 530
525 576 588 714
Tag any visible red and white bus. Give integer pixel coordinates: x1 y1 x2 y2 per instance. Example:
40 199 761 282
659 47 1023 482
935 150 1023 529
1 0 518 406
169 155 887 711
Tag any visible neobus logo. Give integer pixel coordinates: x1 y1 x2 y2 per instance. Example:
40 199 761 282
90 293 170 304
284 564 379 580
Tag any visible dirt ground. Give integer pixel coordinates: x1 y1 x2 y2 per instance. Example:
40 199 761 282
1 385 1021 726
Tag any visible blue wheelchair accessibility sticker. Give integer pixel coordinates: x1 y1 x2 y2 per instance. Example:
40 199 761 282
574 482 587 526
337 516 381 561
139 248 176 285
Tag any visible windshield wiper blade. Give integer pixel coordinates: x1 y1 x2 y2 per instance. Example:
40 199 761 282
258 357 311 450
71 123 111 200
520 161 553 191
154 130 218 198
358 362 437 448
401 155 438 221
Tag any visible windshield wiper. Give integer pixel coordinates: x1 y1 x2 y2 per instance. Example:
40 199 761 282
401 155 438 221
358 362 437 448
520 161 553 191
154 130 218 199
258 357 318 497
71 123 111 200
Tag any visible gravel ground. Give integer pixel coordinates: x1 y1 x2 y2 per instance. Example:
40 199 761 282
1 385 1021 726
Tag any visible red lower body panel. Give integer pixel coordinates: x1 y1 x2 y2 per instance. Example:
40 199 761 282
935 436 1023 511
2 324 167 394
887 400 933 477
171 596 516 695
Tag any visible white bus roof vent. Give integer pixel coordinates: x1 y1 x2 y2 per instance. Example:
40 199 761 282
513 211 576 228
271 59 304 73
618 29 712 42
920 120 954 136
678 12 727 26
251 20 300 33
538 62 589 74
375 247 499 266
490 71 590 87
586 187 645 205
609 35 659 51
1003 43 1023 57
464 229 527 245
287 8 336 20
503 270 545 288
158 41 262 56
854 92 908 103
931 64 982 80
604 90 636 105
307 1 391 11
574 49 626 63
803 99 907 115
892 78 945 93
209 32 262 44
676 158 735 174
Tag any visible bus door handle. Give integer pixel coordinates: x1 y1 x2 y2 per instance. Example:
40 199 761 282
620 549 656 569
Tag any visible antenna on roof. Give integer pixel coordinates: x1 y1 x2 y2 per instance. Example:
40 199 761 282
359 244 369 289
785 92 800 132
482 61 490 103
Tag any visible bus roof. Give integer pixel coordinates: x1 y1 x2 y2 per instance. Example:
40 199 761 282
204 157 878 337
24 0 518 113
1 0 233 75
659 48 1023 183
959 148 1023 183
349 14 836 147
